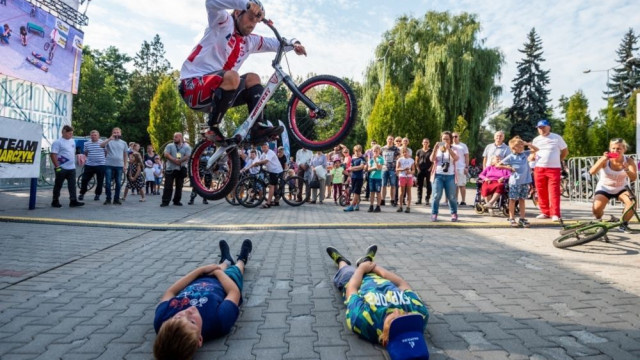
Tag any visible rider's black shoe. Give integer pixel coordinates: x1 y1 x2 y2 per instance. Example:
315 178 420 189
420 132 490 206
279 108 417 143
250 122 284 142
205 127 225 143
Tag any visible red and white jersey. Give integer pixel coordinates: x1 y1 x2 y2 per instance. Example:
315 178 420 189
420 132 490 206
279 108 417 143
181 0 283 79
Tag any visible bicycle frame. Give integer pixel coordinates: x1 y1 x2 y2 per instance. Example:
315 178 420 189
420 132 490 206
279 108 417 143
206 19 320 170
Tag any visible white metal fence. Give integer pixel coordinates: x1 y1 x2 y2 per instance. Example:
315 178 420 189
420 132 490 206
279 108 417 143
566 155 638 204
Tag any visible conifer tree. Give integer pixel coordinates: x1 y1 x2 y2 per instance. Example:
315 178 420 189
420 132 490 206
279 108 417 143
603 28 639 114
508 28 551 141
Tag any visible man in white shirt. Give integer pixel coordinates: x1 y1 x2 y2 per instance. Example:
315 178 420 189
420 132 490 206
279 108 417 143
451 132 469 206
295 146 313 201
178 0 306 143
250 142 283 207
482 131 511 169
50 125 84 208
532 119 568 221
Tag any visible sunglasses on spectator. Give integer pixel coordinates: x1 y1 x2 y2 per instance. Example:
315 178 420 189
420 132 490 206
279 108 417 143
452 135 458 138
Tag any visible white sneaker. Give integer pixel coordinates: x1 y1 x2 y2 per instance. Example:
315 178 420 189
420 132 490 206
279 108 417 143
552 216 561 222
536 214 550 219
488 208 496 216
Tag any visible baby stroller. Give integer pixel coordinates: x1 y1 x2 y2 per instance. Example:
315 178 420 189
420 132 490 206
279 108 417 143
473 180 515 217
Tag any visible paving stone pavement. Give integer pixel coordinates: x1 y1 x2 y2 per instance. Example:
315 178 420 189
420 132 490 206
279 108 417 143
0 187 639 359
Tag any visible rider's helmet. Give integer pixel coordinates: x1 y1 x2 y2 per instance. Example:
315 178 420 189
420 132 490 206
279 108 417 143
243 0 265 18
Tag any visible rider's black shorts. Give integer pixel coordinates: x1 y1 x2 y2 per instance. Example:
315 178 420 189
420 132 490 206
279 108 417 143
595 189 628 200
267 171 282 186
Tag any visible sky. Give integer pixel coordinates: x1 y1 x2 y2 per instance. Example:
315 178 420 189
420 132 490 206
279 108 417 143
81 0 640 119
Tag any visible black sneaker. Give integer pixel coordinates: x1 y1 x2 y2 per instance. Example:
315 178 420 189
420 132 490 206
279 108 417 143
380 200 386 206
218 240 235 265
373 206 381 213
94 195 100 201
250 123 284 141
425 200 430 206
237 239 253 264
367 205 374 212
174 202 183 206
188 199 195 205
104 199 112 205
113 199 122 205
203 199 209 204
326 246 351 266
78 194 84 201
356 244 378 267
51 201 62 208
618 222 633 234
69 200 85 207
204 127 225 143
160 202 169 207
415 200 422 205
459 202 467 206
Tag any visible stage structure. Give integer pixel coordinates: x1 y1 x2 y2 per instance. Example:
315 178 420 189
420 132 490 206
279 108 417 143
0 0 91 191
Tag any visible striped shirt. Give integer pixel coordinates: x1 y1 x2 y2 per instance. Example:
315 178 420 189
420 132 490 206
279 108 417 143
84 140 106 166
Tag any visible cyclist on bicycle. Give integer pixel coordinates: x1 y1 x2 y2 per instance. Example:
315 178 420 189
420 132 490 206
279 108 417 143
179 0 307 144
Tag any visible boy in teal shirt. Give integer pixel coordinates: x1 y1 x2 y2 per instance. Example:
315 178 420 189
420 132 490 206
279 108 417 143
367 144 384 212
326 245 430 360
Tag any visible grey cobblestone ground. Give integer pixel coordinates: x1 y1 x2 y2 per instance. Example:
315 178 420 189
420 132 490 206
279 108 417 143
0 187 639 359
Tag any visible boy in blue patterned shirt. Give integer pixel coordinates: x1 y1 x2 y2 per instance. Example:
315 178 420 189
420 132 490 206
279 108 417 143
327 245 430 359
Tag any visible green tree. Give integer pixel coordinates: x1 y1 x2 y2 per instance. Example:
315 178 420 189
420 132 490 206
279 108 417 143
362 12 503 155
367 82 402 144
508 28 551 141
604 28 639 113
148 77 183 153
94 46 132 107
72 49 119 136
563 91 592 157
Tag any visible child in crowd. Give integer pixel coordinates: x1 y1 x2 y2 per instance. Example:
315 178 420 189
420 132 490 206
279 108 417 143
1 24 11 45
497 136 538 228
154 240 252 360
241 149 260 176
144 160 156 195
331 159 344 205
153 157 163 192
367 145 384 212
344 145 366 212
396 147 415 213
123 152 145 202
20 26 27 46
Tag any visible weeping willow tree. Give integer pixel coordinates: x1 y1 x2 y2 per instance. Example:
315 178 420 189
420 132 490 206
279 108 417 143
364 12 503 154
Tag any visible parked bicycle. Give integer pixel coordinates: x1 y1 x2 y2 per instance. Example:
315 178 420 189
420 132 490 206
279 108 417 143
189 19 357 200
235 168 308 208
553 188 639 248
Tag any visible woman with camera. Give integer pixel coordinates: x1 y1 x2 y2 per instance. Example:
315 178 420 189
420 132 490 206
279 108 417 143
429 131 459 221
589 138 637 233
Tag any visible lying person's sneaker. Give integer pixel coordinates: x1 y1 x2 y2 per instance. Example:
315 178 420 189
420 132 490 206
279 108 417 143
237 239 253 264
356 244 378 267
326 246 351 265
218 240 235 265
250 122 284 141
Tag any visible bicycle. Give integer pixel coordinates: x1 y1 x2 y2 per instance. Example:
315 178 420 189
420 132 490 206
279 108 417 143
189 19 357 201
236 169 308 208
77 169 124 191
553 189 640 248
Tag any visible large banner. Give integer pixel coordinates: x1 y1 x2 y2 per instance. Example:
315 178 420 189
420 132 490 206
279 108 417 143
0 74 72 147
0 116 43 178
0 0 84 94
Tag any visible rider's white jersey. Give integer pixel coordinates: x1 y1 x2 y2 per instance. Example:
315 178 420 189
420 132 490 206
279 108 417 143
181 0 286 80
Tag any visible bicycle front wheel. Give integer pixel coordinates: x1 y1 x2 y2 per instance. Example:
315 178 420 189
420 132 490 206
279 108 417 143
287 75 357 151
281 175 308 206
189 140 239 200
552 225 607 248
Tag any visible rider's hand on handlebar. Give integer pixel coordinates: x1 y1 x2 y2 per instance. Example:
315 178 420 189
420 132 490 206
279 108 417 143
293 43 307 56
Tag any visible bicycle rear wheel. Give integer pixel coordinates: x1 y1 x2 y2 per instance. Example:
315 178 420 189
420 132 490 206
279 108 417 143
189 140 239 200
236 177 266 208
552 225 607 248
77 173 95 191
225 190 239 206
281 175 308 206
287 75 357 151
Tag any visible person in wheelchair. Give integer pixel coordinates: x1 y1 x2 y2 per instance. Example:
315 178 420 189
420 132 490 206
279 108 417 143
476 155 511 215
589 138 638 233
178 0 307 144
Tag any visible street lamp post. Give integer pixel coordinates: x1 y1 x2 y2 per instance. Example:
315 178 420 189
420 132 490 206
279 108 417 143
376 40 394 89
